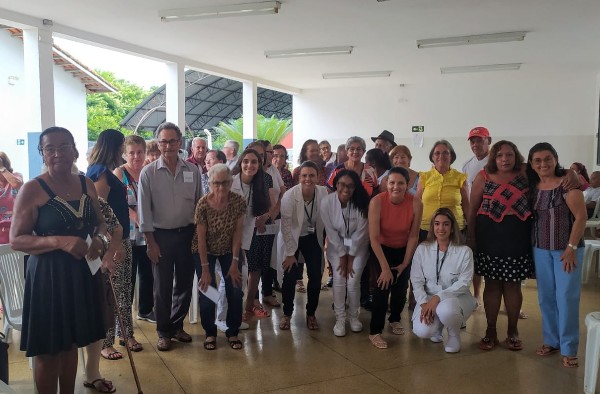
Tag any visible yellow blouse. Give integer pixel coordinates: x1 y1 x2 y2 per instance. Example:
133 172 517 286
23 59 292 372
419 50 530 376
419 167 467 230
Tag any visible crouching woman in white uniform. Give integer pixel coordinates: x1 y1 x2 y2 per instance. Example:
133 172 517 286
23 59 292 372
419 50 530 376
410 207 477 353
320 169 370 337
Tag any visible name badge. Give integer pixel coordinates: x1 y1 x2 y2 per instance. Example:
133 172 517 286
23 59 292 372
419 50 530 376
343 237 353 247
183 171 194 183
307 226 315 234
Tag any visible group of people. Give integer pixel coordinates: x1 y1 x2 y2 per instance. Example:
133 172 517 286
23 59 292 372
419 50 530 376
5 123 589 393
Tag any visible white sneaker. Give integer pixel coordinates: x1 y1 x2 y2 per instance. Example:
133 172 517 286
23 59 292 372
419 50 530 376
348 317 363 333
333 319 346 337
430 327 443 343
445 327 461 353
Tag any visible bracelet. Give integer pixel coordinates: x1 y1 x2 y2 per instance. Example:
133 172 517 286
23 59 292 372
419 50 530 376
233 256 239 261
201 263 209 267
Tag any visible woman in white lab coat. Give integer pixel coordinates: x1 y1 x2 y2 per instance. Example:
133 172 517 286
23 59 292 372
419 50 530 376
278 161 328 331
410 207 477 353
320 169 370 337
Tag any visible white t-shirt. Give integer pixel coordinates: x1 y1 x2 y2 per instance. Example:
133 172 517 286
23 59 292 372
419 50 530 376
584 187 600 204
462 155 488 192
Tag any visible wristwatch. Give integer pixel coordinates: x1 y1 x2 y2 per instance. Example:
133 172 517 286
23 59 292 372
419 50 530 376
567 243 577 250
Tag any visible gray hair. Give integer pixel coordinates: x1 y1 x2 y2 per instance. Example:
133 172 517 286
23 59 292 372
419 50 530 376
224 140 240 155
155 122 182 139
208 163 232 182
345 136 366 151
192 137 207 145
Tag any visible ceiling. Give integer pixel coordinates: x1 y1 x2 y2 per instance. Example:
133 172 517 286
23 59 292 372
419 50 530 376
1 0 600 90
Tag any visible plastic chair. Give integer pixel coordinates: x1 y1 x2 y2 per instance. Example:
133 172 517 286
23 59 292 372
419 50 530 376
584 312 600 394
585 201 600 237
583 240 600 283
0 244 25 343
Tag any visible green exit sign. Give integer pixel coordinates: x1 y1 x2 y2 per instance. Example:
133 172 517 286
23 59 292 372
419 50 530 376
412 126 424 132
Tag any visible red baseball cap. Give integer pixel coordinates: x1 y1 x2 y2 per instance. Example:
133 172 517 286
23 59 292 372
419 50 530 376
468 126 490 140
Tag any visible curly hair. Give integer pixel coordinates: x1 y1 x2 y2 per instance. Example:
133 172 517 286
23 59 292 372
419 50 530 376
331 169 370 217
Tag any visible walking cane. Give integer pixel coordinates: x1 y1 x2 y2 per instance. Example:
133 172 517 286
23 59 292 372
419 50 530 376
109 274 144 394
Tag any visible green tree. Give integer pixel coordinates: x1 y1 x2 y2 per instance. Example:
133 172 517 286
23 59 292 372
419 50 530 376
213 114 292 148
87 70 153 140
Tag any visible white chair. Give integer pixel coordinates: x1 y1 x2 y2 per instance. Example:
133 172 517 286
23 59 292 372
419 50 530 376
0 244 25 343
582 240 600 283
585 201 600 237
584 312 600 394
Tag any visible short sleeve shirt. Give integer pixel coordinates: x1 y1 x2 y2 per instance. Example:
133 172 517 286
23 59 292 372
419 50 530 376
191 191 247 255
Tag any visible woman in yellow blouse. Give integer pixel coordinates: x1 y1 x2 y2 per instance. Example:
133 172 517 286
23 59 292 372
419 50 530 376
416 140 469 242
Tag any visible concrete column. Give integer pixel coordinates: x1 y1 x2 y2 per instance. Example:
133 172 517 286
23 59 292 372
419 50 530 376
23 28 55 131
242 80 257 148
165 62 186 136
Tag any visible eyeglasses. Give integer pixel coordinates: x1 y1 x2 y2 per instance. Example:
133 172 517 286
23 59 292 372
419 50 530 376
347 147 364 153
531 157 555 166
42 144 73 155
433 151 451 157
337 181 356 190
158 139 180 146
210 180 231 187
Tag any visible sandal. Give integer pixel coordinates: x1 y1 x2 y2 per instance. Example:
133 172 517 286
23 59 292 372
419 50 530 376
101 348 123 360
119 338 143 352
561 355 578 368
306 315 319 330
279 315 291 330
250 305 270 318
478 336 499 351
228 338 243 350
203 337 217 351
296 280 306 293
389 322 405 335
369 334 388 349
505 337 523 351
84 378 116 393
519 310 529 319
536 344 560 356
263 295 281 307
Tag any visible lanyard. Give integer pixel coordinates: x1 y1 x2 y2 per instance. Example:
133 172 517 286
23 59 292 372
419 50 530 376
436 242 449 285
240 179 253 206
341 204 351 237
304 190 315 225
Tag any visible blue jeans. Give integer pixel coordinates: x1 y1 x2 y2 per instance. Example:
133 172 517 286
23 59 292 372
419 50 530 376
532 247 583 356
193 253 243 338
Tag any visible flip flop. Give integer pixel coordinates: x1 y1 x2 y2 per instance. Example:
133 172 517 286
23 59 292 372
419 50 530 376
478 336 499 350
505 337 523 351
119 338 143 352
306 315 319 330
279 315 291 330
561 356 578 368
84 378 116 393
369 334 388 349
100 349 123 361
389 322 405 335
536 344 560 356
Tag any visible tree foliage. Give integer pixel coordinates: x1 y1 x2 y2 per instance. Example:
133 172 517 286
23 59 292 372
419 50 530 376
213 114 292 148
86 70 153 140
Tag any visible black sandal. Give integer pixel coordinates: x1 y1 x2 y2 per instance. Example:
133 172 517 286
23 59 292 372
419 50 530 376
228 338 243 350
203 337 217 351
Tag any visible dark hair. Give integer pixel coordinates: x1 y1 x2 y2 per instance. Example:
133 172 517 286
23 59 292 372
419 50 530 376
298 139 319 164
526 142 564 186
486 140 524 174
273 144 288 159
0 152 14 173
571 162 590 183
88 129 125 170
332 169 369 217
155 122 182 139
256 139 271 148
365 148 392 171
425 207 462 245
206 149 227 164
297 160 320 175
38 126 76 154
387 166 410 183
429 140 457 164
232 148 270 216
319 140 331 148
247 141 267 166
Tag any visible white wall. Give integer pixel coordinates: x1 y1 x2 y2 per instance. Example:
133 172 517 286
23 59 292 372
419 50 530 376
293 67 599 173
0 30 88 180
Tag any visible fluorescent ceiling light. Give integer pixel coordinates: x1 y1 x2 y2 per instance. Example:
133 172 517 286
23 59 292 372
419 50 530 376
440 63 522 74
322 71 392 79
417 31 526 49
159 1 281 21
265 46 353 59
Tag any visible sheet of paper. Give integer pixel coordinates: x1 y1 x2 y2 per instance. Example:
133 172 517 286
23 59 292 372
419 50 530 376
85 235 102 275
200 285 220 303
256 222 280 236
